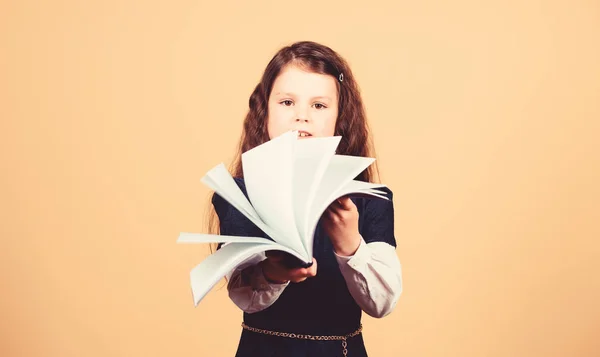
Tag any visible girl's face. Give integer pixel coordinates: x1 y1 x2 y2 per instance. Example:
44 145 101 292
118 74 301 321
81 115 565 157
267 64 339 140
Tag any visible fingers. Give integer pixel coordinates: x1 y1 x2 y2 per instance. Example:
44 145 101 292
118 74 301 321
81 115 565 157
337 196 355 210
325 207 342 223
325 199 344 222
328 197 355 214
306 257 317 277
288 258 318 283
329 199 344 210
263 254 318 284
324 197 357 224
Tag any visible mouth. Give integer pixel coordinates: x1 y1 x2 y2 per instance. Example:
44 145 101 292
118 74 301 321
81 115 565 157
297 130 312 138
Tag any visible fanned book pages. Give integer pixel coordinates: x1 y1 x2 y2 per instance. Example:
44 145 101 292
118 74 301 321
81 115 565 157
177 130 390 306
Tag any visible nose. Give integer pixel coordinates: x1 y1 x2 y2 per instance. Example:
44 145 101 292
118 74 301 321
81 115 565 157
295 107 309 122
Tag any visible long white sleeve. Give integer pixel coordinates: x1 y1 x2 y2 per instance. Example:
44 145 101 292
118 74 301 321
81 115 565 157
226 239 402 316
333 237 403 318
225 252 289 313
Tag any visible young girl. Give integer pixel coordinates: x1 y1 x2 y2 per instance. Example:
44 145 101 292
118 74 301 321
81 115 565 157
208 41 402 357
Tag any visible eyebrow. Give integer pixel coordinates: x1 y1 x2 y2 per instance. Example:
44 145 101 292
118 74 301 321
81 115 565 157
273 92 333 101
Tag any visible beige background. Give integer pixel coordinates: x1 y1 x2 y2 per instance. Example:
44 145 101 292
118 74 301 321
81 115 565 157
2 0 599 356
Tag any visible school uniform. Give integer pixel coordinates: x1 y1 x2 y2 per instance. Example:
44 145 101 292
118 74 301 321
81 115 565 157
213 177 402 357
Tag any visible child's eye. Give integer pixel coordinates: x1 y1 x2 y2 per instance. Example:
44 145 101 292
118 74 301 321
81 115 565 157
313 103 327 110
280 100 293 106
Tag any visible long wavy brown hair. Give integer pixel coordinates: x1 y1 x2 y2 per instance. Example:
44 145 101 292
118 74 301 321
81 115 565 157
206 41 380 239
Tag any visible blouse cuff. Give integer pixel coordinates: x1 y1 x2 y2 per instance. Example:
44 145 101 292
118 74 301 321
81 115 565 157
333 236 371 271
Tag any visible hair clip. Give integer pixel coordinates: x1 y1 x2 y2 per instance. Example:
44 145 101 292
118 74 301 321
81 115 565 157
338 73 344 82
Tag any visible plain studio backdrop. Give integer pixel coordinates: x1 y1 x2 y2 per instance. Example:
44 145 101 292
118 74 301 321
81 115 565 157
1 1 599 356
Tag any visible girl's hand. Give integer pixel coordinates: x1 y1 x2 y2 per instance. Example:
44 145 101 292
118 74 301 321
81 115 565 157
322 197 361 256
260 251 317 284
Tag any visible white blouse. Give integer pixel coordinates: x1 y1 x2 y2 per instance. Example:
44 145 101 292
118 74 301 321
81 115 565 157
225 236 403 318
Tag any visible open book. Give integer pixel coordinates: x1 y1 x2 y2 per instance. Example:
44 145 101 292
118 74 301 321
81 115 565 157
178 130 389 306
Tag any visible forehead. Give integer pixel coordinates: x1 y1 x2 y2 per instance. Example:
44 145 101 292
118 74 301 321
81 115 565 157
271 65 338 96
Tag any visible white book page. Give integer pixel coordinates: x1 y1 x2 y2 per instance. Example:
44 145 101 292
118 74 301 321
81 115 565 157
336 180 389 199
200 164 282 247
303 180 390 248
305 155 376 253
201 164 260 221
177 232 271 245
333 187 389 201
292 136 340 255
241 131 306 258
187 241 308 306
347 190 389 199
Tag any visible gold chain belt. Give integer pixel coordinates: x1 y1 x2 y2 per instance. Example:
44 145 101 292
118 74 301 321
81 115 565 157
241 322 363 357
